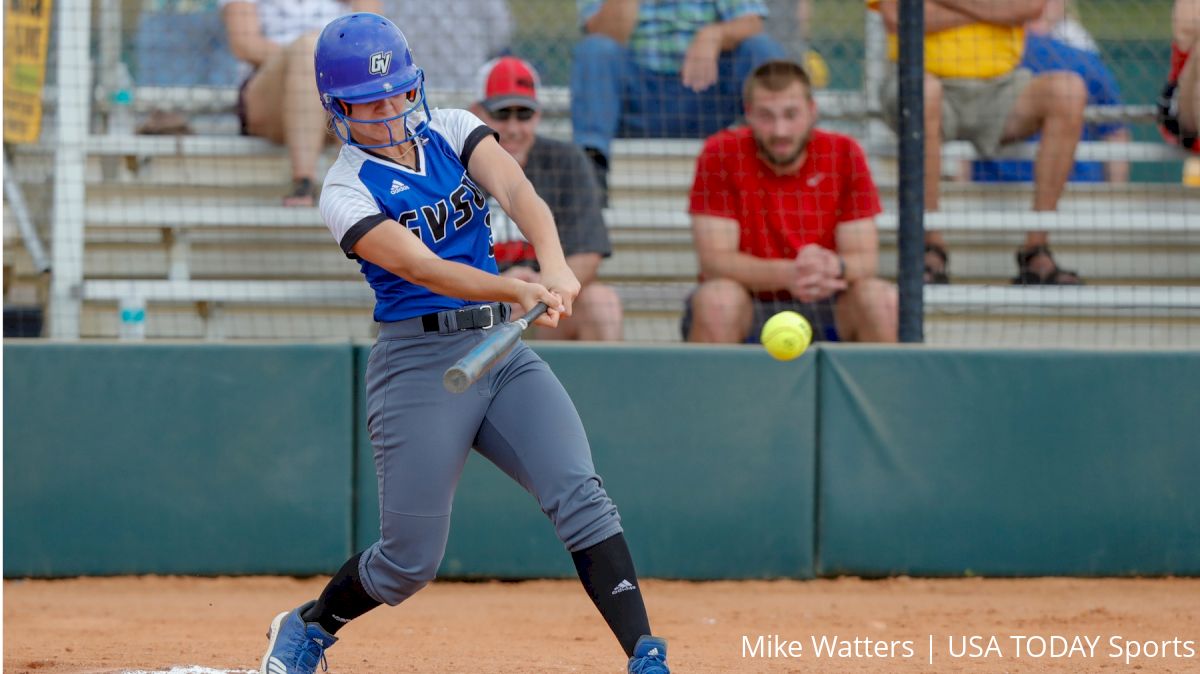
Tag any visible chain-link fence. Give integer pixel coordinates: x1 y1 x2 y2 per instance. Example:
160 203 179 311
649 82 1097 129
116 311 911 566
3 0 1196 345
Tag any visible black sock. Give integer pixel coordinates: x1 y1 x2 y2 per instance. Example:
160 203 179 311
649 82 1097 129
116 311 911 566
571 533 652 657
301 552 382 635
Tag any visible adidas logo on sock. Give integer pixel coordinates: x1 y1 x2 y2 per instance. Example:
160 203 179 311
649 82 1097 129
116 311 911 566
611 579 637 595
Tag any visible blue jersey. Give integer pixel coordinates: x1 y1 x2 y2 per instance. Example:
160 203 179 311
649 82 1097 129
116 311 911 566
320 108 499 322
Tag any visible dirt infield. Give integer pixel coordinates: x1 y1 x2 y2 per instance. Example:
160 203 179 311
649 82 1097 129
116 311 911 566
4 576 1198 673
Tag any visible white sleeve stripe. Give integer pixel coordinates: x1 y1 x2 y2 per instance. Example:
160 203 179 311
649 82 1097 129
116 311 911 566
320 177 381 241
427 108 489 156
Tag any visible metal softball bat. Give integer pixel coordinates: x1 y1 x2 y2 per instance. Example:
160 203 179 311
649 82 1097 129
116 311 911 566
442 302 548 393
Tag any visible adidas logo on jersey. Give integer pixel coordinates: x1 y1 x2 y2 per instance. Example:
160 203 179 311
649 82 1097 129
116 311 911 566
611 579 637 595
390 179 409 195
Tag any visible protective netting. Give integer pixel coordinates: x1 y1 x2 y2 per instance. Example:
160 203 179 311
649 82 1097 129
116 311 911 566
3 0 1196 345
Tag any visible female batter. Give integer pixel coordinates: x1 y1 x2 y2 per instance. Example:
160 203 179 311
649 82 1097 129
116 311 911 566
257 13 669 674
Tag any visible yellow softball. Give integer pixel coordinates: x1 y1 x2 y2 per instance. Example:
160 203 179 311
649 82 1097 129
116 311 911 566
760 311 813 361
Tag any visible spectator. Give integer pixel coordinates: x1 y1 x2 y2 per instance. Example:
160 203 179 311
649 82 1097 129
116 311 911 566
764 0 830 88
220 0 380 206
684 60 897 344
1159 0 1200 158
571 0 786 199
137 1 241 87
870 0 1088 285
134 0 241 134
972 0 1130 184
382 0 513 92
470 57 624 341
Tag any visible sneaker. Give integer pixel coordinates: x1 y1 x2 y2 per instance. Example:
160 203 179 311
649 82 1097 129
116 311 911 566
628 635 669 674
260 600 337 674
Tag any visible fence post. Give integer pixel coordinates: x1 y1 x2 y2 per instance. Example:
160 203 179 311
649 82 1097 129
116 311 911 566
48 0 91 339
896 0 925 343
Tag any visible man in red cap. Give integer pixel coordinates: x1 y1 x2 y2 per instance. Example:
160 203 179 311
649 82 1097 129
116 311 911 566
471 56 625 341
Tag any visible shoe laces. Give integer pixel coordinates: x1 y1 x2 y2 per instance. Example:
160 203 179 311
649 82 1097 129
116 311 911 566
299 636 330 673
628 652 669 674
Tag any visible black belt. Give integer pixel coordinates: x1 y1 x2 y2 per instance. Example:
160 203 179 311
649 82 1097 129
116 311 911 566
419 302 509 333
377 303 511 340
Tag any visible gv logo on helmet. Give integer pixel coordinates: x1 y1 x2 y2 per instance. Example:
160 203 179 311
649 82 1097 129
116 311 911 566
369 51 393 76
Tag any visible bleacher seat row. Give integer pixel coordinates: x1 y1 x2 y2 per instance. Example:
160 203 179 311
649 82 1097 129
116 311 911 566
5 86 1197 344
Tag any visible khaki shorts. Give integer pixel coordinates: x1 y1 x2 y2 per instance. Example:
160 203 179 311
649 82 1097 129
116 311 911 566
881 67 1032 158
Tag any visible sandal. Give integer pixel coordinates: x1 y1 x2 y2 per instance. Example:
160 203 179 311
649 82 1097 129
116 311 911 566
924 243 950 284
137 109 192 135
283 177 316 207
1012 245 1082 285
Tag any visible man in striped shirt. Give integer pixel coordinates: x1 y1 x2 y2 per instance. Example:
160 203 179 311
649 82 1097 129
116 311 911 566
571 0 786 200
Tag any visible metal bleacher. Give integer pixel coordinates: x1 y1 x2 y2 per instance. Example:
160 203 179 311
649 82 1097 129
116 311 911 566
5 17 1199 345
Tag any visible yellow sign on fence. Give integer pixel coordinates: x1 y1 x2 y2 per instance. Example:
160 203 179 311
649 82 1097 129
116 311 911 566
4 0 54 144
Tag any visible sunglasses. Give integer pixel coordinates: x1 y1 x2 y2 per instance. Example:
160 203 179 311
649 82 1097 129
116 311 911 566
491 107 536 121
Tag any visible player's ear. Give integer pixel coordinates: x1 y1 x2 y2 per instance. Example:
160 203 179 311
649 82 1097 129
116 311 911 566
406 89 418 103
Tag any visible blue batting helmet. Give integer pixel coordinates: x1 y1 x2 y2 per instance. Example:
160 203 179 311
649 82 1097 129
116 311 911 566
314 13 430 148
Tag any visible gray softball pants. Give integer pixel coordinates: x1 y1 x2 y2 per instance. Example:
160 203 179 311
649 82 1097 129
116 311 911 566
357 320 623 606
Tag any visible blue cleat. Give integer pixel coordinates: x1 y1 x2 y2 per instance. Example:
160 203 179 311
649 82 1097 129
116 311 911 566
628 635 670 674
259 600 337 674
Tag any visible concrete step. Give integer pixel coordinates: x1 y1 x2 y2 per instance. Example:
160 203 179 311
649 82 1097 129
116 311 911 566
14 131 1194 203
8 236 1197 286
76 298 1200 346
615 312 1200 347
76 299 1200 346
80 303 374 341
924 316 1200 348
601 245 1200 283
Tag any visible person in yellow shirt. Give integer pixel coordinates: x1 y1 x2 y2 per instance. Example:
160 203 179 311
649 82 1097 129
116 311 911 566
870 0 1087 285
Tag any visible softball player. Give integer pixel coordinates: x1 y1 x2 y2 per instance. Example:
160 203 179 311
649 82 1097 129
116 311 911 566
257 13 669 674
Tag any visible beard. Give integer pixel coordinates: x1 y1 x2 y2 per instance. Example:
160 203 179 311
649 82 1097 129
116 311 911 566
754 129 812 168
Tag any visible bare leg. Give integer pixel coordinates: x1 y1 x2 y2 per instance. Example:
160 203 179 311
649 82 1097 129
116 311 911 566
536 283 624 341
1179 35 1200 137
834 278 898 343
282 32 327 204
922 74 950 281
1102 127 1132 184
1001 71 1086 234
923 73 945 214
997 71 1086 282
242 49 287 144
242 31 326 206
687 279 753 343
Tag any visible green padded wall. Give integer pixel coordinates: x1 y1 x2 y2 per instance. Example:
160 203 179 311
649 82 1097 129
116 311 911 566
4 344 355 577
817 347 1200 577
9 342 1194 579
355 343 819 579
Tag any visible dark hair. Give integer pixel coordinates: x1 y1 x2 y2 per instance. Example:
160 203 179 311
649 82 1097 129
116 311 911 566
743 59 813 105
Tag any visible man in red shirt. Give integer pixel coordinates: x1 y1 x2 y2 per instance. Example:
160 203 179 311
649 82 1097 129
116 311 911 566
684 59 896 343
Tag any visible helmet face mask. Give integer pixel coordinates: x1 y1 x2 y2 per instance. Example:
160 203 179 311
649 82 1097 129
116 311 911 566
325 75 431 150
314 13 432 149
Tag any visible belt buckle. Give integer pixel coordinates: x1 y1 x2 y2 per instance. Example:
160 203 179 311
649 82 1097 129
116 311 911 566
479 304 495 330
